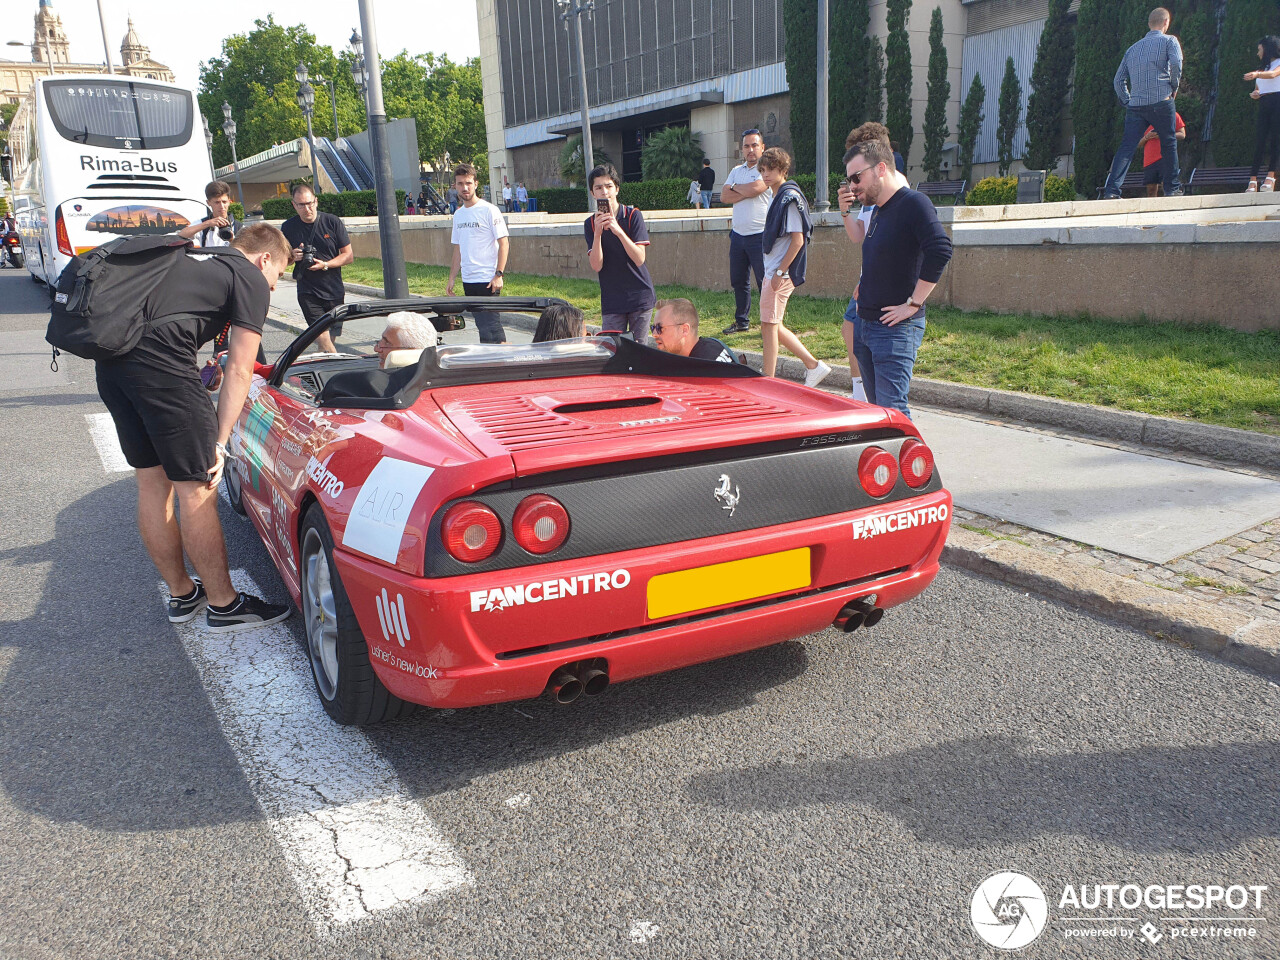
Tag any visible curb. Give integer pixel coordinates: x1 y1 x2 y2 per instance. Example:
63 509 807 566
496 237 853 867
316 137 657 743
943 528 1280 678
342 281 1280 471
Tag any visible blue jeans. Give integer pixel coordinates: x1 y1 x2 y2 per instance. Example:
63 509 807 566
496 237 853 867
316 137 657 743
729 231 765 324
700 189 713 208
1104 98 1182 197
852 314 926 419
602 308 652 346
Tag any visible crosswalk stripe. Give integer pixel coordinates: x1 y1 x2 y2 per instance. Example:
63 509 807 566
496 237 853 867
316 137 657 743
164 570 471 932
85 412 131 473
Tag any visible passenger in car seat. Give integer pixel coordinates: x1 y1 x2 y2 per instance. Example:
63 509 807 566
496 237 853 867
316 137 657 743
373 311 437 369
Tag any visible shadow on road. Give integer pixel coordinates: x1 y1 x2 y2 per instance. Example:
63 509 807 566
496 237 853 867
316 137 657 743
684 733 1279 852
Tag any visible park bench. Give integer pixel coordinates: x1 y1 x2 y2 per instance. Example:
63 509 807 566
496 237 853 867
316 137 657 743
1186 166 1254 195
1093 169 1148 199
914 179 968 204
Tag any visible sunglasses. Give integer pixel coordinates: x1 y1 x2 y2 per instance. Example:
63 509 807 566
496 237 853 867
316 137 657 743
844 164 878 186
649 321 686 334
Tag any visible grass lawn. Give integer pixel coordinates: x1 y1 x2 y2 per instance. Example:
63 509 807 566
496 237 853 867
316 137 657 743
347 258 1280 435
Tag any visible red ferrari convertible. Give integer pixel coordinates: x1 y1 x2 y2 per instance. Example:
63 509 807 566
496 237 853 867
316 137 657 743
226 297 951 724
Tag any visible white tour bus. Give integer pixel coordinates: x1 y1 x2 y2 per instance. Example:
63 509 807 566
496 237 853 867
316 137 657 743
9 74 213 286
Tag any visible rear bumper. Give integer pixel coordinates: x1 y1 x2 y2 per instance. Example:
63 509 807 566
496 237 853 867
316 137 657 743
333 490 951 708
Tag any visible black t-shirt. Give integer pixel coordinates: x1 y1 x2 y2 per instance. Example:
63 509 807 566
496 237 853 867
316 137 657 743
281 212 350 301
126 250 271 378
689 336 737 364
698 167 716 190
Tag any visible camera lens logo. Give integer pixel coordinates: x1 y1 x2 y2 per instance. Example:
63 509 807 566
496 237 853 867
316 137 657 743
970 871 1049 950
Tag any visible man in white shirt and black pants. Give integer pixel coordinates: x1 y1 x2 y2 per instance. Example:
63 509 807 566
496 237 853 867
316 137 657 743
719 128 772 334
446 163 509 344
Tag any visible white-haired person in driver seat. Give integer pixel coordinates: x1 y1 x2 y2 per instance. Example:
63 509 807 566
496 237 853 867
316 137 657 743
374 312 436 369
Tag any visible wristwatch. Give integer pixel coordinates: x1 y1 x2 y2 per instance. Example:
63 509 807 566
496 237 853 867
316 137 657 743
493 270 504 278
321 262 329 271
907 297 923 309
840 209 852 217
775 269 789 278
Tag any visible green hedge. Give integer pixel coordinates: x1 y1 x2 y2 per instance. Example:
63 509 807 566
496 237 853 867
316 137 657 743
261 189 407 221
531 178 698 214
230 202 245 221
965 175 1076 205
529 187 588 214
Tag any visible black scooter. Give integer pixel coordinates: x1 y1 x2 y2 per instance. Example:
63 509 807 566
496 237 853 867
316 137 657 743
1 231 23 270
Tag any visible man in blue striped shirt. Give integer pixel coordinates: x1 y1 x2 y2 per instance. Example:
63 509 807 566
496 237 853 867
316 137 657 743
1101 7 1184 199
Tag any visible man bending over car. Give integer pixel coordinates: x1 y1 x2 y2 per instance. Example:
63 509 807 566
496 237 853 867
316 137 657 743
94 223 295 631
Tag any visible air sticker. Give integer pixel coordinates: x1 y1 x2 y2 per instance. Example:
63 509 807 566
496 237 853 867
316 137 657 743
340 458 435 563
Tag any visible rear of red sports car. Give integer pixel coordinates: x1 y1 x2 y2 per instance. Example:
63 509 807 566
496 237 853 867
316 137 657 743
325 338 952 714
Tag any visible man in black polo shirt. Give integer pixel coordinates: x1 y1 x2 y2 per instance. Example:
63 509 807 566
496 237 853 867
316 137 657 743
94 224 295 631
650 298 738 364
280 184 354 353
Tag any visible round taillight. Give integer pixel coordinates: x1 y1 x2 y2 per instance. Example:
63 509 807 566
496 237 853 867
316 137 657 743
511 494 570 554
858 446 898 498
899 439 935 488
441 501 502 562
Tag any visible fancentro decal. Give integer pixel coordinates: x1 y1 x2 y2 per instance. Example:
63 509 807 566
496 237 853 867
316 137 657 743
852 504 948 540
470 570 632 613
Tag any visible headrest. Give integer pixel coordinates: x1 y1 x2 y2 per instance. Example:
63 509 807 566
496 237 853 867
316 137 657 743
382 348 425 370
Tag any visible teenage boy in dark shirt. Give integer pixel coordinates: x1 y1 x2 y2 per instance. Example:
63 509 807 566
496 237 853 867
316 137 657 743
280 184 354 354
584 163 655 344
843 122 952 419
94 224 295 630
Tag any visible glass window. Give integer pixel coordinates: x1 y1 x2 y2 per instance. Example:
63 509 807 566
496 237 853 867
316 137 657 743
43 80 192 150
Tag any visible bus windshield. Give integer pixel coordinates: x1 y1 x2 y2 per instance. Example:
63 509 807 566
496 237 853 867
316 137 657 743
42 80 192 150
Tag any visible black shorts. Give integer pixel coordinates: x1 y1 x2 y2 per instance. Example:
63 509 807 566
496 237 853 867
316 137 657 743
298 291 344 337
1143 163 1162 185
95 361 218 482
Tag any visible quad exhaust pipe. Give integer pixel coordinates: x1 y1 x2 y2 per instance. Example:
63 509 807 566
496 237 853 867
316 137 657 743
833 598 885 633
548 658 610 704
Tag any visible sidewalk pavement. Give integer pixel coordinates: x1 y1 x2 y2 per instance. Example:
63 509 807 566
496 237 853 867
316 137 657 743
281 281 1280 677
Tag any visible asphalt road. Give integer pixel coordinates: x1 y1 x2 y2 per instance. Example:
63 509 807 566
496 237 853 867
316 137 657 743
0 267 1277 960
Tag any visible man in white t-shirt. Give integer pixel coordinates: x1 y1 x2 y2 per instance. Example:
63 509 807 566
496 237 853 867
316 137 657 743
501 182 513 213
719 129 773 334
447 163 510 344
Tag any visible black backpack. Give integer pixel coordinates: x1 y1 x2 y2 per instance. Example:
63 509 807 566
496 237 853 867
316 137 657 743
45 234 238 363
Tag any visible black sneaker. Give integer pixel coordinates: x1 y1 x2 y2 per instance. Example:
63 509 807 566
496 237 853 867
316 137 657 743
205 592 292 633
722 321 750 334
168 579 207 623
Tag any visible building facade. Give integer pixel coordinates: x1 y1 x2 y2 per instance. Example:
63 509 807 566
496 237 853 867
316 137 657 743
1 1 176 108
477 0 1073 192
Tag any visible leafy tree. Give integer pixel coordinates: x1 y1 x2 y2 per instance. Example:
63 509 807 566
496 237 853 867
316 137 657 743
865 36 885 124
922 7 950 181
885 0 913 162
0 102 18 152
830 0 871 173
1214 0 1280 165
996 56 1021 176
1023 0 1076 173
956 74 985 187
782 0 818 174
558 135 613 185
1071 0 1130 196
641 126 704 180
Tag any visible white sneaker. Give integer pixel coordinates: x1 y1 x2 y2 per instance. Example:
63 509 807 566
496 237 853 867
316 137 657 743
850 377 868 401
803 360 832 389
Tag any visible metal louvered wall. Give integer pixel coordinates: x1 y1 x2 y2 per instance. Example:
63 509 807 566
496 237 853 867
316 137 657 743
959 19 1045 165
495 0 785 127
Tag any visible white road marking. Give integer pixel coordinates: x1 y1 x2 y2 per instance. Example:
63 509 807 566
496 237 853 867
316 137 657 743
85 412 131 473
629 920 661 943
165 569 471 933
504 793 532 809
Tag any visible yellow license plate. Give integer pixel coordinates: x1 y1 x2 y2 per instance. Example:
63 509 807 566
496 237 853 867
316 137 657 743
646 547 812 620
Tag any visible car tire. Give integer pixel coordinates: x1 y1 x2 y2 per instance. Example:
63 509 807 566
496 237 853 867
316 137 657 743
299 503 415 725
223 455 248 516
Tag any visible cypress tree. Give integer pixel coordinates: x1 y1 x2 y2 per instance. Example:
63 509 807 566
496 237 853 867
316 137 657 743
922 6 950 181
865 36 885 125
996 56 1021 176
782 0 819 174
1072 0 1129 196
1214 0 1280 166
957 73 985 187
829 0 871 173
886 0 913 163
1023 0 1076 173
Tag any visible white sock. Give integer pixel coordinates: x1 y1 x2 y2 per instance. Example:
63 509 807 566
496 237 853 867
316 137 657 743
851 377 868 401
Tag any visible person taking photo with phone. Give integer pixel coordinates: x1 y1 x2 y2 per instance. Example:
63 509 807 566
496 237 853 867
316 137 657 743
584 163 655 345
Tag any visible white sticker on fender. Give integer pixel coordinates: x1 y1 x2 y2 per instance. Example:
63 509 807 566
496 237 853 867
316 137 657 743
341 458 435 563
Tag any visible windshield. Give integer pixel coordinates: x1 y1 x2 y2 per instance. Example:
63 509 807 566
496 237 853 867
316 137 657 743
43 80 193 150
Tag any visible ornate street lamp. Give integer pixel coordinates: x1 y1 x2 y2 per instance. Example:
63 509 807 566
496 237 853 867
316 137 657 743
221 101 245 208
295 62 321 194
201 114 214 174
557 0 596 206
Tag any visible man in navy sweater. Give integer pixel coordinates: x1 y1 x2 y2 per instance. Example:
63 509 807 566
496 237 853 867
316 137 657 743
842 122 952 419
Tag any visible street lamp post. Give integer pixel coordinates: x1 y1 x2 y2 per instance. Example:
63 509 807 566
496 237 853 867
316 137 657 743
814 0 830 212
350 13 408 298
312 73 341 141
295 63 321 194
221 101 246 209
201 114 214 175
557 0 595 206
95 0 114 74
